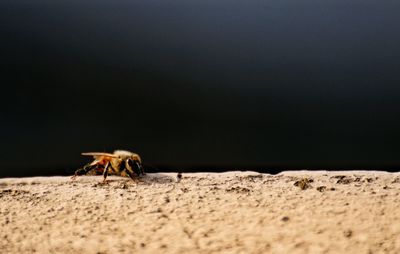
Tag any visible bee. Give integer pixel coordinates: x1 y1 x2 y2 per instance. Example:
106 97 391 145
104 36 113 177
71 150 145 182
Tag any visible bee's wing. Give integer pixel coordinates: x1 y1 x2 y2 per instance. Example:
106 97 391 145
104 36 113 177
81 152 119 159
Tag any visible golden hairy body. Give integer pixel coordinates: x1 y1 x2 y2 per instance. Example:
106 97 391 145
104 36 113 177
72 150 145 182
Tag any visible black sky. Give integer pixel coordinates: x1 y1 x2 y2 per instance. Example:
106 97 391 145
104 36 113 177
1 0 400 176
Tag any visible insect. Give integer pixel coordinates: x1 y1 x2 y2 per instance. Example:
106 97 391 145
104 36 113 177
71 150 145 182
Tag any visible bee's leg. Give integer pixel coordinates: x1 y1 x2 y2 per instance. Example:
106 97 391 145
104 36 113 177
125 168 139 183
124 159 140 182
101 162 110 183
71 163 98 180
136 161 146 176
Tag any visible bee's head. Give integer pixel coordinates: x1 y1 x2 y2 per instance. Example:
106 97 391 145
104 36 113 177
127 158 144 176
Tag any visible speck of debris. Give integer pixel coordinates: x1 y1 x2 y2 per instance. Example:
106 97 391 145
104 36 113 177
150 208 162 213
294 178 313 190
244 174 263 182
344 230 353 238
177 173 182 183
336 177 353 184
281 216 290 222
225 186 251 193
316 186 327 192
332 175 346 179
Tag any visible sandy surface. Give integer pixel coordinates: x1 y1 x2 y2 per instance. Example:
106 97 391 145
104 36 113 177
1 171 400 254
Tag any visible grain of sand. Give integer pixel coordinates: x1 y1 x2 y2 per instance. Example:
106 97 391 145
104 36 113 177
1 171 400 253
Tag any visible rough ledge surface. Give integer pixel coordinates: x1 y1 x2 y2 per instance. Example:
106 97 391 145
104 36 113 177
1 171 400 254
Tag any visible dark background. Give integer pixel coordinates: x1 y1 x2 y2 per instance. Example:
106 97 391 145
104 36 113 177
1 0 400 177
